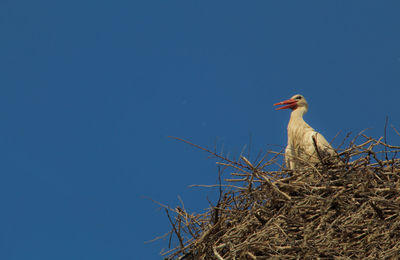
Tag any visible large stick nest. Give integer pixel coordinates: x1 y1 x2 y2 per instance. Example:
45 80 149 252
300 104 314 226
161 134 400 259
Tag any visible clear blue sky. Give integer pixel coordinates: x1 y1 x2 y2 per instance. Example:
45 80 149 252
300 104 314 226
1 1 400 259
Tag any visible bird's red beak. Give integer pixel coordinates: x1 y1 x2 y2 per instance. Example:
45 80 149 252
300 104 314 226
273 98 298 110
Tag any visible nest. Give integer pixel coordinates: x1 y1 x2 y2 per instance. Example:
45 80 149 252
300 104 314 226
160 134 400 259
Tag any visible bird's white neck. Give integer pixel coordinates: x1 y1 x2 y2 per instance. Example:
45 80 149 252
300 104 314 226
287 106 312 133
289 107 307 123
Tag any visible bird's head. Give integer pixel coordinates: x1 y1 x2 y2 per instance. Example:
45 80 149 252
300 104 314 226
274 94 308 111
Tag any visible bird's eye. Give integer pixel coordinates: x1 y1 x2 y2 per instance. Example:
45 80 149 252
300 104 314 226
295 96 302 100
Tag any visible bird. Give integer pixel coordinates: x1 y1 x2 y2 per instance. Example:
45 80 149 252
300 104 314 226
274 94 337 170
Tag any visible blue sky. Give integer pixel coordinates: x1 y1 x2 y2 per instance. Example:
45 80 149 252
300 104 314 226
1 1 400 259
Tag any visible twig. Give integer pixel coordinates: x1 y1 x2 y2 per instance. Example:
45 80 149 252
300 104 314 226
384 116 389 161
165 209 185 249
213 244 226 260
169 136 249 169
312 133 325 165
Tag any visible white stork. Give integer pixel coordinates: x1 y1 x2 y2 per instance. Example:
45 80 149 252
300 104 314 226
274 94 337 170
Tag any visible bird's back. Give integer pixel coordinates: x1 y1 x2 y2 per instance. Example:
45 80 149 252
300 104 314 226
286 119 336 169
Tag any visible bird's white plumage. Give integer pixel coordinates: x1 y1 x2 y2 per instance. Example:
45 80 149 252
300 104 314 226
275 94 336 169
